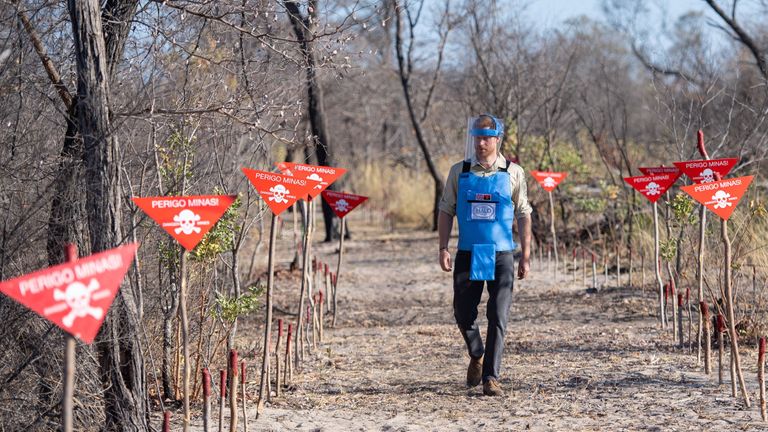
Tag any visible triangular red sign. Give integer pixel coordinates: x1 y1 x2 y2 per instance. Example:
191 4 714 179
321 190 369 218
530 171 568 192
673 158 738 184
623 174 678 203
0 243 138 344
275 162 346 200
242 168 312 215
133 195 237 251
680 176 753 220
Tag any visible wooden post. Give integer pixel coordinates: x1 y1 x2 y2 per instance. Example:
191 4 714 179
202 368 211 432
548 190 558 278
677 294 684 348
241 360 248 432
218 370 225 432
616 243 621 288
670 275 678 344
722 220 750 406
62 244 77 432
717 314 725 385
284 324 293 385
653 202 666 329
591 253 597 291
257 214 278 417
179 249 191 432
332 217 345 327
275 319 283 397
229 350 238 432
760 337 766 421
701 302 711 374
583 250 587 286
297 201 312 367
696 129 709 365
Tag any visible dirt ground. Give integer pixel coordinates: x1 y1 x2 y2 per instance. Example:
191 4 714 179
185 220 767 431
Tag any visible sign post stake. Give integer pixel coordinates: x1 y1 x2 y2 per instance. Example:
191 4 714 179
653 202 665 329
177 249 192 431
722 217 750 406
257 214 278 417
333 217 346 328
548 190 558 278
62 243 77 432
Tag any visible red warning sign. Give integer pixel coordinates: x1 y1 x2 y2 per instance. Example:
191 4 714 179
242 168 312 215
681 176 753 220
133 195 236 251
275 162 346 199
623 174 678 203
0 243 138 344
321 191 369 218
530 171 568 192
673 158 738 184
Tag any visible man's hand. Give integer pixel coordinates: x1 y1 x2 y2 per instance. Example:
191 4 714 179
439 249 452 272
517 256 530 280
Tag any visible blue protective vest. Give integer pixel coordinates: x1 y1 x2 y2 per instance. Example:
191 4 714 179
456 161 516 252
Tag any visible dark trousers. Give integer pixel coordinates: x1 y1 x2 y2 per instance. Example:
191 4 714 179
453 250 515 382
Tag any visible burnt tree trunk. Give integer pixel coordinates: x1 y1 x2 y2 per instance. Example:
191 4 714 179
68 0 147 430
285 1 340 242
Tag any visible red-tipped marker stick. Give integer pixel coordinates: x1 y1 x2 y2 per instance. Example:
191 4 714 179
163 411 171 432
760 337 767 421
203 368 211 432
219 370 226 432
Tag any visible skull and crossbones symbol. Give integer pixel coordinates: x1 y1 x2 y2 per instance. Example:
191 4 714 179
645 182 661 195
700 168 715 183
710 190 733 209
173 209 202 235
52 279 104 328
543 177 556 188
334 199 350 213
269 184 290 203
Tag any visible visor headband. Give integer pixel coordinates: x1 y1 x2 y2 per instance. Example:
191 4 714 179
470 128 502 137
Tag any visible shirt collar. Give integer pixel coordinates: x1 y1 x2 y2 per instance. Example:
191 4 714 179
471 153 506 171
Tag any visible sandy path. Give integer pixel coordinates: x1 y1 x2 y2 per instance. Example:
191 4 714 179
188 224 765 431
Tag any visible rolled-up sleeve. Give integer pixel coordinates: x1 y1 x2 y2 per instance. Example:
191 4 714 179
509 165 532 219
438 162 462 217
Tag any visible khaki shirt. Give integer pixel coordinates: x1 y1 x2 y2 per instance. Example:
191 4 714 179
438 155 532 219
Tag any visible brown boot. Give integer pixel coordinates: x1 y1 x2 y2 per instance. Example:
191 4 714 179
466 356 483 387
483 379 503 396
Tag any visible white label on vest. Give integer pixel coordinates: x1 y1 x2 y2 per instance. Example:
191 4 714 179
470 202 496 220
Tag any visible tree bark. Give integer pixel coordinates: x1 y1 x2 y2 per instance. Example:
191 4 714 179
68 0 147 429
285 0 340 241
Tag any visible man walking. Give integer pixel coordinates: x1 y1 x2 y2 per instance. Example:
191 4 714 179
437 114 532 396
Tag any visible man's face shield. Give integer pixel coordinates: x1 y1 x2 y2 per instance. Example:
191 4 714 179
465 115 504 161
